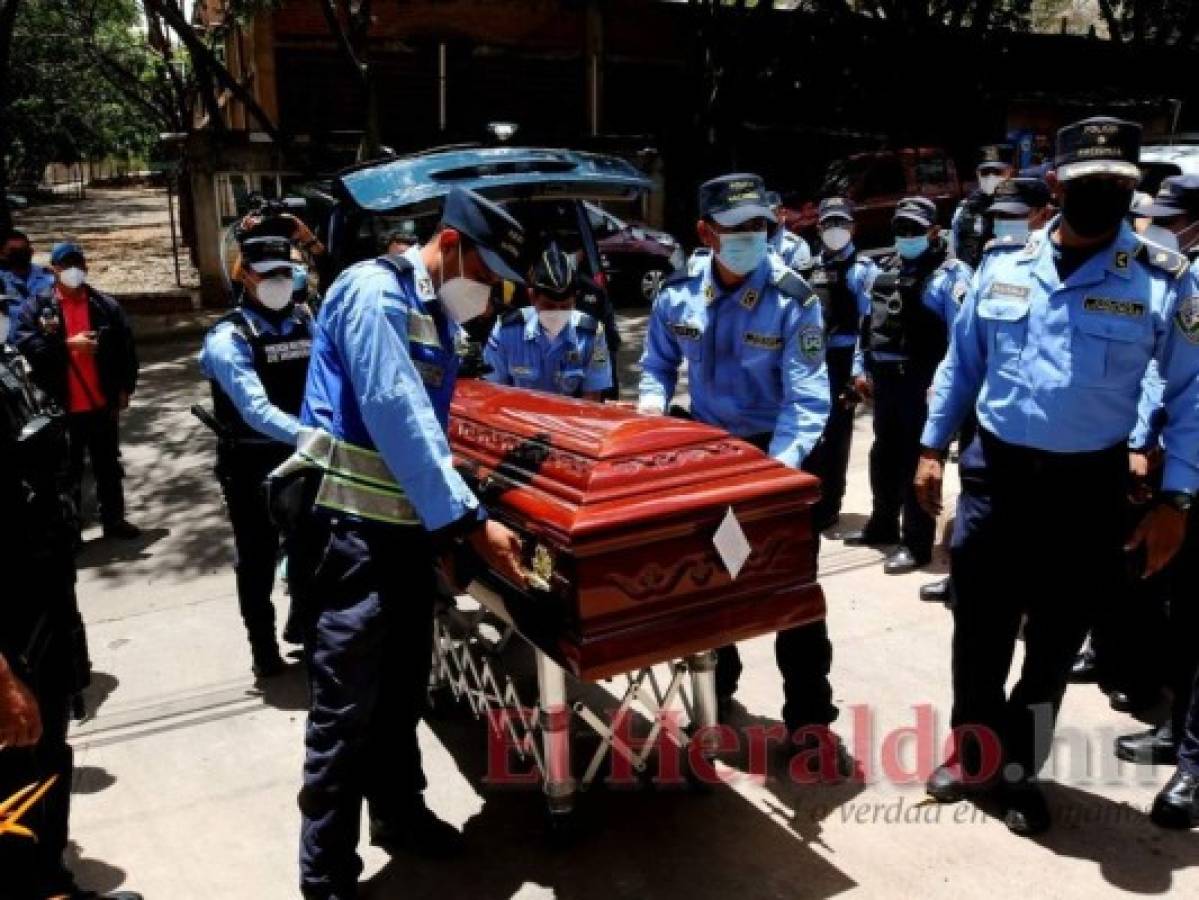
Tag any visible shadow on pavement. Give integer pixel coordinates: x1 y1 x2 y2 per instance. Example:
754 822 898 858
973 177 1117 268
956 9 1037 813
365 643 857 900
251 661 310 712
77 527 170 570
80 671 119 721
65 840 130 896
71 766 117 795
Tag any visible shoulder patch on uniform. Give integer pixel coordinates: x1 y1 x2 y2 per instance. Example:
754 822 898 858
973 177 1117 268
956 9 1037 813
1018 235 1043 261
1175 294 1199 343
799 325 824 361
771 268 815 303
1134 237 1188 278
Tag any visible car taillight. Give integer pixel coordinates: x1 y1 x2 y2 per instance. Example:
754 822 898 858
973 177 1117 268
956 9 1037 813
593 270 608 289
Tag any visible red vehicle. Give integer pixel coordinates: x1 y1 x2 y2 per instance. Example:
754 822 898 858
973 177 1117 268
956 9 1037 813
782 148 963 251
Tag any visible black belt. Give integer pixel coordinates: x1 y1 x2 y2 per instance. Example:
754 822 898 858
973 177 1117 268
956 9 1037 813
977 428 1125 475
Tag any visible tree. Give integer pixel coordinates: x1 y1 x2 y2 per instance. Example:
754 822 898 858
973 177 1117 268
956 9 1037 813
1097 0 1199 48
0 0 22 233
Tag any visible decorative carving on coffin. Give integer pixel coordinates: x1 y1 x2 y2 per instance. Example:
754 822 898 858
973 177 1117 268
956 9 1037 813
451 419 592 479
609 440 750 476
605 535 790 602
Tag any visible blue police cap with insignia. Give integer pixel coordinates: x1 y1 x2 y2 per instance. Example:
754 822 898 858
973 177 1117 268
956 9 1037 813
818 196 855 224
440 187 527 285
699 174 774 227
977 144 1014 173
1139 174 1199 218
893 196 937 229
989 177 1052 216
1055 116 1141 182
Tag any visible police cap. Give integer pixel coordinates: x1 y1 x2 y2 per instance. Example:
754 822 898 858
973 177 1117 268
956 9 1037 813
440 187 527 285
241 236 294 274
989 177 1052 216
1055 116 1141 183
893 197 937 229
977 144 1014 173
818 196 855 225
529 242 577 300
699 174 774 227
1139 174 1199 218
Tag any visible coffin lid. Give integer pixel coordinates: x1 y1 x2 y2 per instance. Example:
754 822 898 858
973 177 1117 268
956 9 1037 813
449 381 818 542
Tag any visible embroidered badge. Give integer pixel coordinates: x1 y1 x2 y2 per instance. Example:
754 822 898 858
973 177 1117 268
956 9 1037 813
704 284 716 303
1084 296 1146 318
416 277 435 299
799 326 824 360
740 289 760 310
952 281 968 303
1114 251 1130 271
1176 295 1199 344
744 331 783 350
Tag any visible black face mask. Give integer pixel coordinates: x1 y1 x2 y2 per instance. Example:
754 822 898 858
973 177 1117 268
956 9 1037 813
1061 180 1134 239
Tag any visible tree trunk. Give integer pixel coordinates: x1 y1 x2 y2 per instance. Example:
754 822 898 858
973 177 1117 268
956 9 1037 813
0 0 21 234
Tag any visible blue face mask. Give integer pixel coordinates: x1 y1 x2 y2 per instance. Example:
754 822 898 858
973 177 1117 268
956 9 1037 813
992 219 1029 243
716 230 768 276
895 234 930 260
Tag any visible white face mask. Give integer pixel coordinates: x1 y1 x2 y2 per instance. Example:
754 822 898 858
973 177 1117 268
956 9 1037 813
255 275 294 311
538 308 571 338
438 246 492 324
978 173 1003 196
821 226 852 253
0 312 9 344
59 267 87 290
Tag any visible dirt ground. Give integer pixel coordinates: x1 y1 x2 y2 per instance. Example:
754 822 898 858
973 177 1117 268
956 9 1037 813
13 186 200 296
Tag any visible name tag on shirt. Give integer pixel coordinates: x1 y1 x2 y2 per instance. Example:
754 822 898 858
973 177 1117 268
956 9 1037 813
744 331 783 350
990 282 1031 301
264 340 312 363
1084 296 1146 318
671 323 702 340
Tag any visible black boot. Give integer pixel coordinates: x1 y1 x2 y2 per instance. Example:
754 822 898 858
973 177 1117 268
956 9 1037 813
842 521 900 547
919 576 952 603
1069 645 1098 683
1115 723 1177 765
1151 769 1199 830
883 546 931 575
1003 778 1051 837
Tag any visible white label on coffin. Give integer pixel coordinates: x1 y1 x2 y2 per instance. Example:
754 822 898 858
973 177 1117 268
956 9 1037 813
713 506 752 580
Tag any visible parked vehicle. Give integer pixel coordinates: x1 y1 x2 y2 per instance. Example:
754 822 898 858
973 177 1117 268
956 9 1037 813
781 148 963 251
584 202 683 306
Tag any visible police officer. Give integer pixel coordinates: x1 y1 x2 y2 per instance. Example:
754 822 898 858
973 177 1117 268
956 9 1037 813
767 191 812 269
919 176 1051 603
0 230 55 327
485 242 613 399
797 197 878 531
639 173 847 766
951 145 1014 268
916 117 1199 836
1137 174 1199 256
199 226 314 677
0 342 139 899
280 188 528 899
843 198 971 574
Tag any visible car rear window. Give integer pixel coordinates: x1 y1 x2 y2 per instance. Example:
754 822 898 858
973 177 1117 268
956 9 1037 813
1140 162 1182 196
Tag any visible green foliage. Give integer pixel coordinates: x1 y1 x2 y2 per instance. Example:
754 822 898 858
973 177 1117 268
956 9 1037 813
4 0 163 181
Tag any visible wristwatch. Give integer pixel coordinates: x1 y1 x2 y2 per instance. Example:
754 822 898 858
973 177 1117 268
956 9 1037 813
1158 491 1195 514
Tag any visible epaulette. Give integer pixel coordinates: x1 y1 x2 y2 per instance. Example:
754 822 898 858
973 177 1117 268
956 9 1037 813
771 265 816 304
1134 236 1189 279
661 266 698 290
500 308 526 327
376 253 414 277
982 235 1025 255
574 312 598 333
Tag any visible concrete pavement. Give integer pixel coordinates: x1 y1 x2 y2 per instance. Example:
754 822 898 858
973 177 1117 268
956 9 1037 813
63 327 1199 899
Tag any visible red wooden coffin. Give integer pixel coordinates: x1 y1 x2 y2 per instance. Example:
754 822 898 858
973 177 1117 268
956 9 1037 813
448 380 826 682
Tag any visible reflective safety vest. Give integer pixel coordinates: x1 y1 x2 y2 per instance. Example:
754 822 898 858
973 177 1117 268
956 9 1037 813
272 426 419 526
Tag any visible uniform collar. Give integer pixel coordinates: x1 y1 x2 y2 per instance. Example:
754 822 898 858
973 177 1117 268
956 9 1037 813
821 243 856 265
239 302 301 336
523 306 578 344
406 245 437 303
1025 216 1138 290
702 255 770 308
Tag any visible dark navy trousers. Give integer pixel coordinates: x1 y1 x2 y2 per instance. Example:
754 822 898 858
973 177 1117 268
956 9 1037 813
804 345 857 526
948 430 1126 780
292 515 436 899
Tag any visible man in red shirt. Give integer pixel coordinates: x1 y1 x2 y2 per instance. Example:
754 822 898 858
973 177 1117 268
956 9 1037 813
14 242 140 540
